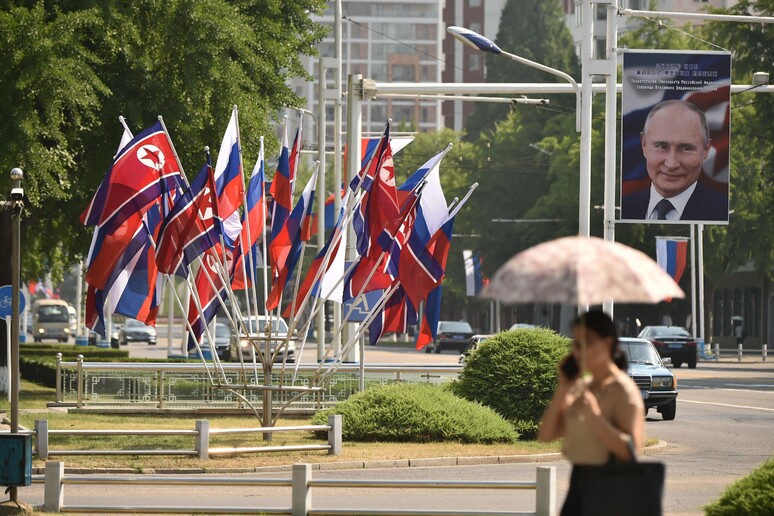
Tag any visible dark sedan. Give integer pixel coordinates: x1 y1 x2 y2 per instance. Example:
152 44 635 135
620 337 678 420
426 320 475 354
118 319 157 346
638 325 697 368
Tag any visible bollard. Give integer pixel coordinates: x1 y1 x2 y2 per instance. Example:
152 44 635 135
44 461 64 512
55 353 62 403
76 355 84 408
195 420 209 460
35 419 49 460
738 343 743 362
714 343 720 362
763 344 768 362
535 466 557 516
292 463 312 516
328 414 342 456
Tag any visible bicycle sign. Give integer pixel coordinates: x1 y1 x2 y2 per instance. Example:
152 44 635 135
0 285 26 319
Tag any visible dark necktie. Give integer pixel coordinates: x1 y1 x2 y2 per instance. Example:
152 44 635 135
654 199 674 220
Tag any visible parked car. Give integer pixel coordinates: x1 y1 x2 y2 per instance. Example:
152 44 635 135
230 315 296 363
619 337 678 420
638 325 697 368
118 318 157 346
425 320 475 354
509 323 537 330
459 334 493 364
210 322 232 361
87 329 119 347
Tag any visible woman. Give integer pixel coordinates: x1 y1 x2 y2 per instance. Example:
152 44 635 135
538 311 645 515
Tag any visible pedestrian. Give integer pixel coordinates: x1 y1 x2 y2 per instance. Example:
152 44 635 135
735 323 745 346
538 311 645 515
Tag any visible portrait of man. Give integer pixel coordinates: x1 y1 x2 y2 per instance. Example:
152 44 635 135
621 99 729 222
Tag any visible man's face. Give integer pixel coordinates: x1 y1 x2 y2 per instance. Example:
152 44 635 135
641 104 710 198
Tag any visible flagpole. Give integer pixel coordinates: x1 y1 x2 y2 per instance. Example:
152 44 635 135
158 116 190 185
253 136 266 322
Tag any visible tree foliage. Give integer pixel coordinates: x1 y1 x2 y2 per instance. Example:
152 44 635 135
0 0 327 282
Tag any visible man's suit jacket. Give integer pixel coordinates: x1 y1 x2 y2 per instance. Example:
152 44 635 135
621 180 728 221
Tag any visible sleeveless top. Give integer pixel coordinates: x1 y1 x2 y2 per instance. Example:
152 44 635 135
561 370 643 465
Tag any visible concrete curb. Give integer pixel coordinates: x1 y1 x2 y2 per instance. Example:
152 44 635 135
31 442 669 475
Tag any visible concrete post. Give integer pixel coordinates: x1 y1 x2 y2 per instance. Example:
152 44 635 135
714 343 720 361
76 354 84 408
195 420 209 460
35 419 48 460
292 463 312 516
44 461 64 512
738 343 743 362
328 414 342 456
535 466 557 516
55 352 62 403
763 343 767 361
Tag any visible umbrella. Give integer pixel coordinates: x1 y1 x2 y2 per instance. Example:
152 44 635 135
481 235 684 306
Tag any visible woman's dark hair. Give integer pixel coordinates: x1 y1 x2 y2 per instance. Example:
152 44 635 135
572 311 628 371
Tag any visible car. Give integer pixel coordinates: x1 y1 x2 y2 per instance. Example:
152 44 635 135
638 325 697 368
230 315 296 363
459 334 493 364
509 323 537 330
619 337 678 420
32 299 72 343
87 329 119 347
425 320 475 354
210 322 232 361
118 318 157 346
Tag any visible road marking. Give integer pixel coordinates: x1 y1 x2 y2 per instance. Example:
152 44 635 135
680 399 774 412
724 383 774 389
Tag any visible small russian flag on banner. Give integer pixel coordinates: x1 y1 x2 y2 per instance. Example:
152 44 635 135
656 238 688 299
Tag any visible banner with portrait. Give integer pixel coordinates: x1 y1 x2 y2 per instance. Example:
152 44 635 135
620 50 731 224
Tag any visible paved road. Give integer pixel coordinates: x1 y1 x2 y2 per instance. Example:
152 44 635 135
17 358 774 514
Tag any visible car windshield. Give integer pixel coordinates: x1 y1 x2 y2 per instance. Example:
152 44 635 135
215 324 231 338
439 322 473 333
620 341 662 365
126 320 150 330
242 317 288 334
37 306 69 323
651 327 691 338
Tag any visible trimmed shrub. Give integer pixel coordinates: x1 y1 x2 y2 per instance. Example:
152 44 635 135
451 328 570 439
704 458 774 515
311 383 519 443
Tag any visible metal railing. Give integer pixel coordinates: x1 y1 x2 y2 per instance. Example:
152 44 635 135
53 355 461 410
29 415 341 460
36 461 557 515
704 343 769 362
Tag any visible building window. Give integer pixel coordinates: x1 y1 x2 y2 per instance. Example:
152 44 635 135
391 64 415 81
468 53 481 71
469 0 482 7
469 22 482 34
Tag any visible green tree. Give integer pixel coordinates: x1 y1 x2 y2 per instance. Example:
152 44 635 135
0 0 327 282
464 0 580 139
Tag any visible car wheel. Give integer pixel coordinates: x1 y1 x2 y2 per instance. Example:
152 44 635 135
660 399 676 421
687 358 697 369
34 337 40 343
222 349 231 361
673 360 682 368
425 345 433 354
149 341 156 346
434 344 442 354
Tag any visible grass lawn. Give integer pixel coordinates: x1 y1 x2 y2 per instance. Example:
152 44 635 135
1 379 562 472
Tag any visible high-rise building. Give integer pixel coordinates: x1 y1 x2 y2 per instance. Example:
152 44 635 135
294 0 508 137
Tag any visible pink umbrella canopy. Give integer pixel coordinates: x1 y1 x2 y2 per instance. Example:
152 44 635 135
481 236 685 306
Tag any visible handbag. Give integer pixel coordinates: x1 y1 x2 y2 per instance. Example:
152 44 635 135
570 439 665 516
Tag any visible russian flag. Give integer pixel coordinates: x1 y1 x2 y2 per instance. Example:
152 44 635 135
269 121 292 244
266 167 319 311
231 138 266 290
656 237 688 284
156 158 222 276
214 107 245 244
81 121 182 235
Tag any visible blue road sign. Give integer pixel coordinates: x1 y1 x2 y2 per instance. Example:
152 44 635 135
0 285 26 319
343 290 384 323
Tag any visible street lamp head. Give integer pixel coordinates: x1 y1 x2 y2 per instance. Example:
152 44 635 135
10 167 23 181
447 26 501 55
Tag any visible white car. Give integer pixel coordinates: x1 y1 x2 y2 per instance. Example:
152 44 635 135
230 315 296 363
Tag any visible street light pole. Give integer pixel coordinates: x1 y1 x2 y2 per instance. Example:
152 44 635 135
9 167 24 503
447 25 591 239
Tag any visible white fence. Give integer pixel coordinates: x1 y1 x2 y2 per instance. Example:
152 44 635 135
28 415 341 460
36 461 557 515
